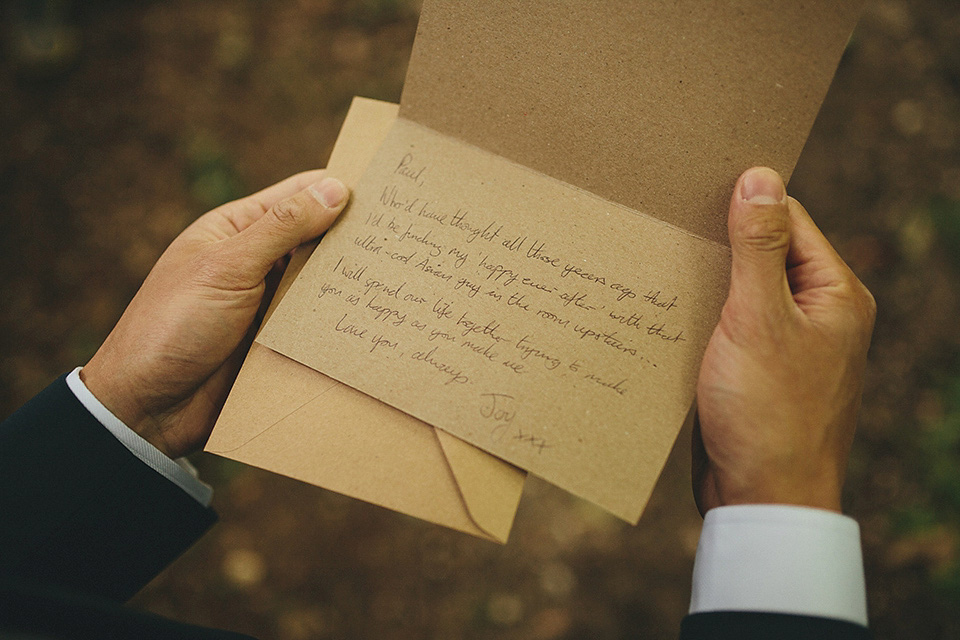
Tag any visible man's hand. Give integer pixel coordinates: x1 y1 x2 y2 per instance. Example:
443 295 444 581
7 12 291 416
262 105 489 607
693 167 876 514
81 171 349 459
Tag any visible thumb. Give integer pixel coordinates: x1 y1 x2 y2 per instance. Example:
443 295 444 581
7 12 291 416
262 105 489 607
228 177 349 285
727 167 792 312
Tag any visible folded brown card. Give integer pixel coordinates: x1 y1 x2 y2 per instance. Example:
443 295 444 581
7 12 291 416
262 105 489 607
257 0 864 523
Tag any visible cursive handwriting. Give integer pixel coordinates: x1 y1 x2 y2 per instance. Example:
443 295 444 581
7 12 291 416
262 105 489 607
312 148 704 456
479 392 516 422
410 346 469 385
394 152 427 187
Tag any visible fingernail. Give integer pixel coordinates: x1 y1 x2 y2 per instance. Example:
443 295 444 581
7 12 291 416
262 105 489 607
740 167 786 205
309 177 348 208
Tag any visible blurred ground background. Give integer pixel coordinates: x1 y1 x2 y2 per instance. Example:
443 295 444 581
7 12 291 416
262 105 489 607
2 0 960 638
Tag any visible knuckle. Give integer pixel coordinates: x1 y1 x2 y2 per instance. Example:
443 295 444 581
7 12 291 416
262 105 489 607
268 197 306 230
842 275 876 321
858 283 877 324
190 245 245 290
734 213 790 254
188 249 226 285
832 276 877 341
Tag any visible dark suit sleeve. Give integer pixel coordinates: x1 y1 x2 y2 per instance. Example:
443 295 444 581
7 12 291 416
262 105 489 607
680 611 872 639
0 374 218 602
0 577 256 640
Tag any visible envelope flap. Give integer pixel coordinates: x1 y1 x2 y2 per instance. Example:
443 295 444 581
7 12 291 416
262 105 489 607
204 343 336 452
435 429 524 543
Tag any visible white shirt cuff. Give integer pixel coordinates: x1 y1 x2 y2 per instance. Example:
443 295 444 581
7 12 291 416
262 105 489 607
66 367 213 508
690 504 867 627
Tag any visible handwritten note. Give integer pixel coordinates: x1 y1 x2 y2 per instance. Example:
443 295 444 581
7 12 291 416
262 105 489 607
258 118 731 522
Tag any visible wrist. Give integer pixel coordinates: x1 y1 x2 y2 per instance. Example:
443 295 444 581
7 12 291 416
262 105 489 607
66 369 214 505
80 358 173 458
699 463 844 515
723 484 843 514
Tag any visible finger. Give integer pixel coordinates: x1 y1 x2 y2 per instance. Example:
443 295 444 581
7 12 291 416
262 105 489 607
224 176 349 285
214 169 329 235
727 167 793 313
787 198 847 268
786 199 854 304
249 170 328 212
690 406 710 517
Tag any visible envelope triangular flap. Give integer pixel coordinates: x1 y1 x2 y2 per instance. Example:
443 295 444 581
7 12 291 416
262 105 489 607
434 429 524 542
399 0 866 245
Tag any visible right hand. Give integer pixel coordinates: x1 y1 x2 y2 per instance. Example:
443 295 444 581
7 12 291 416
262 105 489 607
693 167 876 515
82 171 349 460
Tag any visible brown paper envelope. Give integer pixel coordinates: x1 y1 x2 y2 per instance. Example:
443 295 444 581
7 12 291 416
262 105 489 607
205 97 524 543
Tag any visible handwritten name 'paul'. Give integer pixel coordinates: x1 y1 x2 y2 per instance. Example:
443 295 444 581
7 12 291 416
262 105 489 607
394 152 427 187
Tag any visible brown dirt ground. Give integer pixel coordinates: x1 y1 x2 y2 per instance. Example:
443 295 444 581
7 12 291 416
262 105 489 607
2 1 960 638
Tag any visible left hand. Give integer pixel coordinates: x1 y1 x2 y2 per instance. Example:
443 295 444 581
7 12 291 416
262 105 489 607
81 170 349 459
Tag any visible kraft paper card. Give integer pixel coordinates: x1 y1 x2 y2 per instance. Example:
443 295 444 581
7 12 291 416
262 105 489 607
258 0 865 523
206 97 525 543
